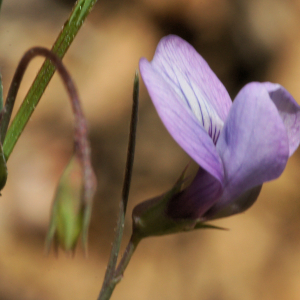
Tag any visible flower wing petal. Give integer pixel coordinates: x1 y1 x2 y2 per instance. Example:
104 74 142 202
262 82 300 156
215 82 289 210
140 58 224 183
150 35 232 143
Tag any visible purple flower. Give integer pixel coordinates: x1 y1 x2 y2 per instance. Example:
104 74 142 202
139 35 300 221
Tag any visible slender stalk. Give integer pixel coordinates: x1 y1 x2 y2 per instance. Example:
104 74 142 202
97 72 139 300
2 47 88 160
122 71 139 213
1 46 95 220
3 47 96 251
0 74 3 111
114 235 140 280
2 0 98 160
98 234 141 300
0 75 6 191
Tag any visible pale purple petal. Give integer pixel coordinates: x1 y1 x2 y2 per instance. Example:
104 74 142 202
140 58 224 184
215 82 289 210
150 35 232 143
167 167 223 219
262 82 300 156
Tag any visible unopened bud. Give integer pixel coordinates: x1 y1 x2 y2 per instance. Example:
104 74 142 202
46 154 91 254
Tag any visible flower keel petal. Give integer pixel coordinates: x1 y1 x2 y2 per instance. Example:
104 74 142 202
262 82 300 156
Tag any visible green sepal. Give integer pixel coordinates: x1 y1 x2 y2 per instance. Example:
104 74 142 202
132 170 226 239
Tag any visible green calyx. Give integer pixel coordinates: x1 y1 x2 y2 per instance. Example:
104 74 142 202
132 172 224 240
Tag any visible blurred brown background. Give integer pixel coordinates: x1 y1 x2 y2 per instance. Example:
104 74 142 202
0 0 300 299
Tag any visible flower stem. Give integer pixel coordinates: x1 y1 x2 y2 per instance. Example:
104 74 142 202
2 0 98 160
98 234 141 300
97 72 139 300
122 71 139 213
2 47 89 161
1 47 96 249
0 73 3 111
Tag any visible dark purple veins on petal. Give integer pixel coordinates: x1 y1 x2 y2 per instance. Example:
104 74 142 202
151 35 232 144
154 59 223 144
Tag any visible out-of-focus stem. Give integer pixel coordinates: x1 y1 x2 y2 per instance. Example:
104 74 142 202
2 0 98 159
1 46 95 201
0 74 3 111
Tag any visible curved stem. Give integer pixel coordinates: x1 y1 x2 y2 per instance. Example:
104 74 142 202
97 72 139 300
2 46 95 213
2 0 98 160
2 48 84 139
4 48 87 157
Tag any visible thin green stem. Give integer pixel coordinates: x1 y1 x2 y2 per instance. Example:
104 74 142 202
0 74 3 111
97 72 139 300
98 235 141 300
2 46 95 200
2 0 98 160
114 234 141 279
2 47 96 251
1 47 89 165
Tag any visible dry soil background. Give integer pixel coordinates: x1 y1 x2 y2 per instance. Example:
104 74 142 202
1 0 300 299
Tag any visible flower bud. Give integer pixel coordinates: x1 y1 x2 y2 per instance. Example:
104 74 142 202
46 154 91 254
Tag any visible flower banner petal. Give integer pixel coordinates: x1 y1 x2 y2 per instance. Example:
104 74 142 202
140 58 224 183
150 35 232 143
215 82 289 209
262 82 300 156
